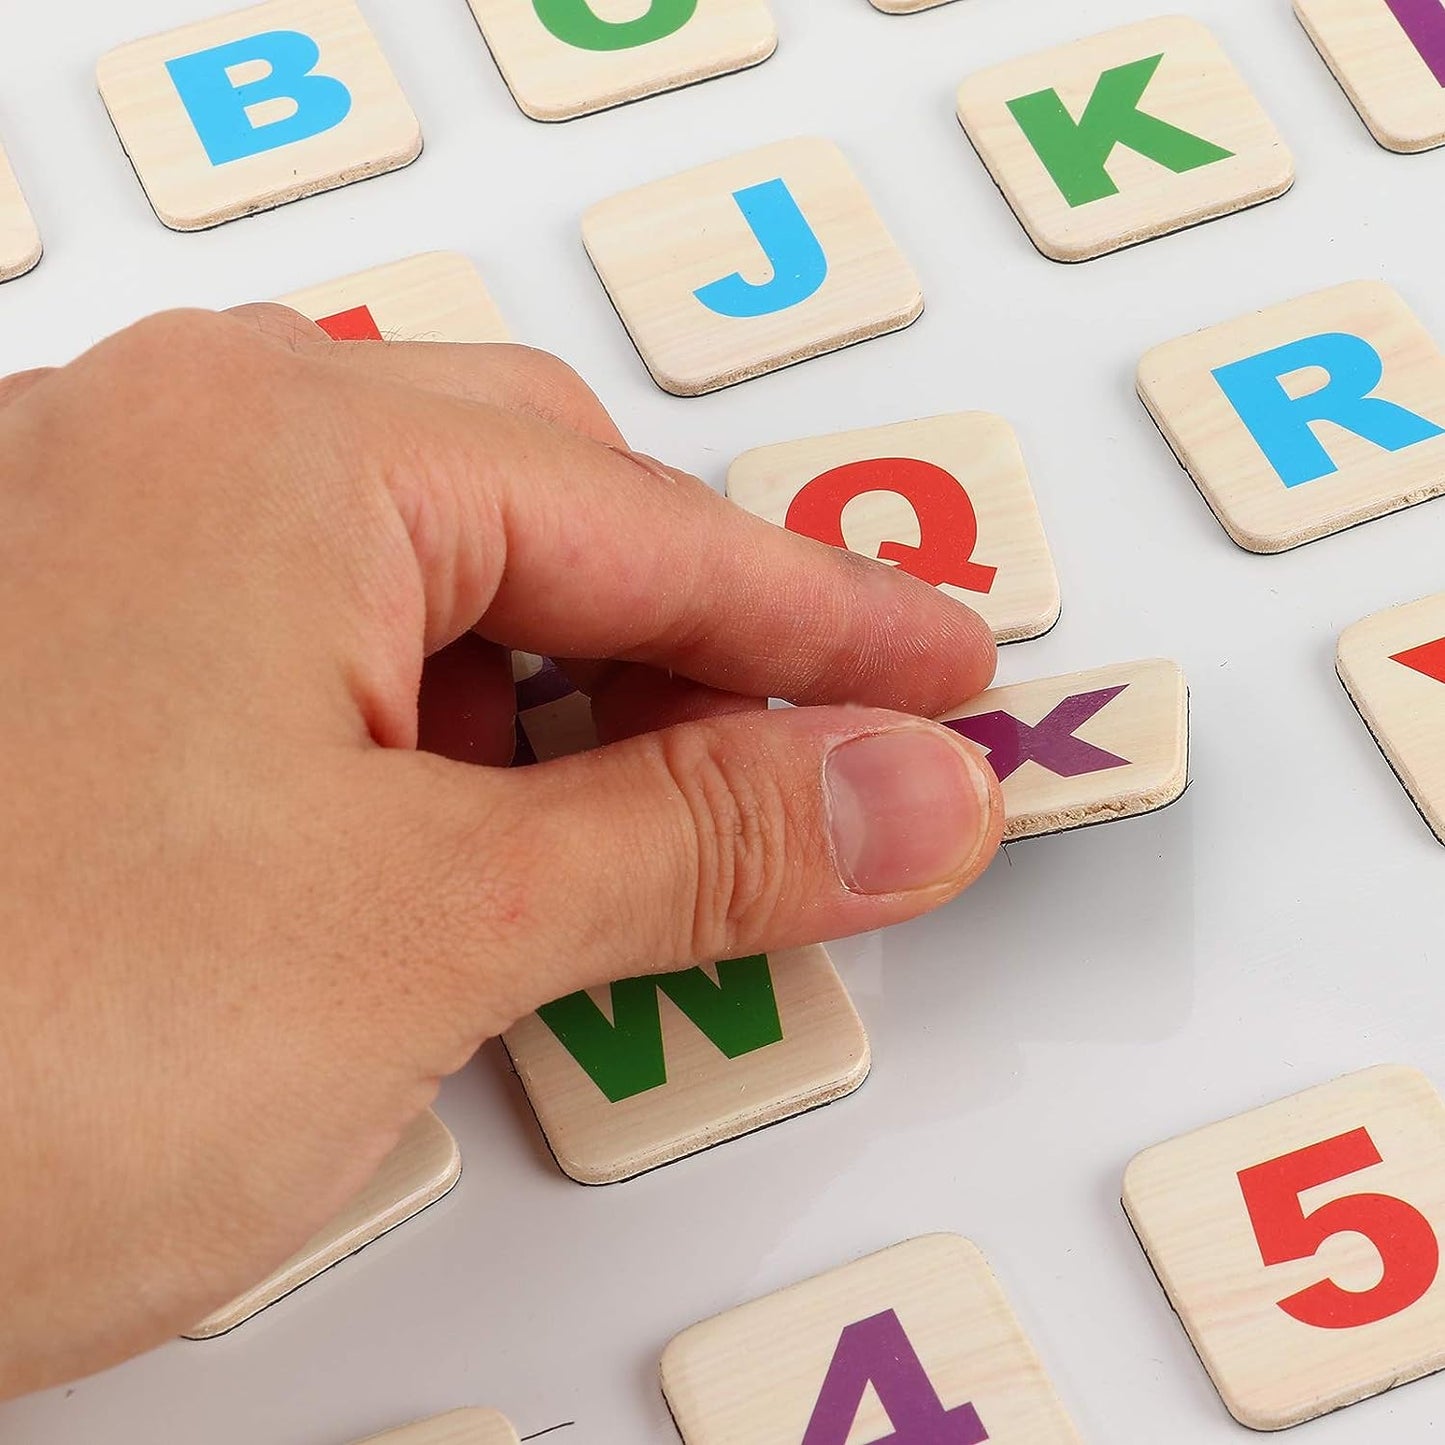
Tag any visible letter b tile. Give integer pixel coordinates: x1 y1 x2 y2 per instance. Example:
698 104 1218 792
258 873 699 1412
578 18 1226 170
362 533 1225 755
98 0 421 230
582 138 923 395
956 17 1292 261
1139 281 1445 552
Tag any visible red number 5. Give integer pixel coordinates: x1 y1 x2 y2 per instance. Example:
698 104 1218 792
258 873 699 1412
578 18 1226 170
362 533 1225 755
1237 1127 1439 1329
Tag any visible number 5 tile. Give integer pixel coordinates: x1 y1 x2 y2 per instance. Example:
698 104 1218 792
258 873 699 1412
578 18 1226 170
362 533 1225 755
1124 1065 1445 1429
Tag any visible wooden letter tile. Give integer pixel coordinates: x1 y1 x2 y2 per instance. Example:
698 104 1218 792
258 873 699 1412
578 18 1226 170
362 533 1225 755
582 137 922 395
281 252 510 343
661 1234 1082 1445
1124 1065 1445 1429
504 946 868 1184
1296 0 1445 152
97 0 422 231
0 142 40 283
513 652 598 763
1139 281 1445 553
727 413 1060 644
186 1110 460 1338
938 658 1188 840
465 0 776 122
1338 590 1445 842
956 17 1293 261
351 1409 520 1445
870 0 961 12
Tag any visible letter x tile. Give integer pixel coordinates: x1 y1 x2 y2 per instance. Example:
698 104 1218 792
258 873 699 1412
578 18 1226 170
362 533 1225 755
1338 590 1445 843
939 659 1188 840
281 252 510 343
97 0 422 231
185 1110 459 1337
727 413 1059 644
956 17 1293 261
465 0 776 122
661 1235 1081 1445
0 141 40 282
1296 0 1445 152
1124 1065 1445 1429
352 1409 520 1445
1139 281 1445 553
582 137 923 395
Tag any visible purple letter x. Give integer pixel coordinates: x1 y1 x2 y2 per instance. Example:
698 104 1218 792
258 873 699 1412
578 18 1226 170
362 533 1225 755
946 685 1131 782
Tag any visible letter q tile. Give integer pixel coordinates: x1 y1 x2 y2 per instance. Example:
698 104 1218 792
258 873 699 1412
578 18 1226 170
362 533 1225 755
956 17 1293 261
351 1409 520 1445
661 1235 1081 1445
1124 1065 1445 1429
97 0 422 231
727 413 1060 644
1139 281 1445 553
582 137 923 395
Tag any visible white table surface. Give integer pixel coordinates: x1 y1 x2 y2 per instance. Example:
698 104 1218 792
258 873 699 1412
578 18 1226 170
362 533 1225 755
3 1 1444 1442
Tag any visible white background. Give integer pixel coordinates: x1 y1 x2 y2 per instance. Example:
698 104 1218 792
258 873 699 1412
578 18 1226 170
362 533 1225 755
2 0 1444 1442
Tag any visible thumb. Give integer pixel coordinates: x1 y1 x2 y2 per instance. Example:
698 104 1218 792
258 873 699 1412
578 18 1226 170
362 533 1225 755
389 705 1003 1026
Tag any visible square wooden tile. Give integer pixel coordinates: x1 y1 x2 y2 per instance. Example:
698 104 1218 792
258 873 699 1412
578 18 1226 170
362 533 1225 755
185 1110 459 1338
513 652 597 763
1124 1065 1445 1430
582 137 923 396
353 1409 519 1445
465 0 775 122
956 16 1293 261
1296 0 1445 152
726 413 1060 644
1338 590 1445 843
1139 280 1445 553
661 1234 1081 1445
281 252 509 343
0 142 40 282
97 0 422 231
503 945 869 1184
938 658 1188 840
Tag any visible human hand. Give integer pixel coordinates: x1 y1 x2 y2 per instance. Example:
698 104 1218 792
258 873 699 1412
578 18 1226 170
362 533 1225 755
0 306 1002 1396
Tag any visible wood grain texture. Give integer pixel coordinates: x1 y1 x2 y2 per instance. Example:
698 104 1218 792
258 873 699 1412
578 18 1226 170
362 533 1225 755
0 142 41 282
1296 0 1445 152
582 136 922 396
661 1234 1082 1445
465 0 776 122
956 16 1293 262
1138 280 1445 553
1338 590 1445 843
726 413 1061 643
938 658 1188 840
282 252 510 342
350 1408 520 1445
97 0 422 231
503 946 869 1184
185 1110 460 1338
1124 1065 1445 1430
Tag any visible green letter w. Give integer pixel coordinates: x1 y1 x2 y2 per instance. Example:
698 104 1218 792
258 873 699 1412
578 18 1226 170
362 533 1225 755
1006 54 1233 208
536 955 784 1103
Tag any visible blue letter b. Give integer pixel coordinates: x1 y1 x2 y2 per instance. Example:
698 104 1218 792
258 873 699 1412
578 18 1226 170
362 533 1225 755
166 30 352 167
693 178 828 319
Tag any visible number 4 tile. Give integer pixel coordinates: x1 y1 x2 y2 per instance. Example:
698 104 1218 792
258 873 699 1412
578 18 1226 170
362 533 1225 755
727 414 1060 644
0 142 40 283
1124 1065 1445 1429
661 1235 1081 1445
956 17 1293 261
1338 590 1445 843
351 1410 520 1445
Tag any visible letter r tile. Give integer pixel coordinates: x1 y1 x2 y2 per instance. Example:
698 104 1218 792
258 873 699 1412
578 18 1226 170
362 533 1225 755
97 0 421 231
0 141 40 283
1139 281 1445 552
660 1235 1082 1445
582 138 922 395
726 413 1061 643
938 659 1188 840
956 17 1292 261
349 1409 521 1445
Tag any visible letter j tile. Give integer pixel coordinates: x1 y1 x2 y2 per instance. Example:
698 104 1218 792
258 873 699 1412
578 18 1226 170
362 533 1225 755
97 0 421 231
956 16 1292 261
582 137 923 395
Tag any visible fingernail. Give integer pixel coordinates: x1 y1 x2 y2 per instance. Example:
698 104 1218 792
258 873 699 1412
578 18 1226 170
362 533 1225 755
824 725 995 895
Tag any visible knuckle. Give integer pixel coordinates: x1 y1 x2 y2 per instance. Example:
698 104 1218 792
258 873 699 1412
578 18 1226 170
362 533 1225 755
496 345 623 444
